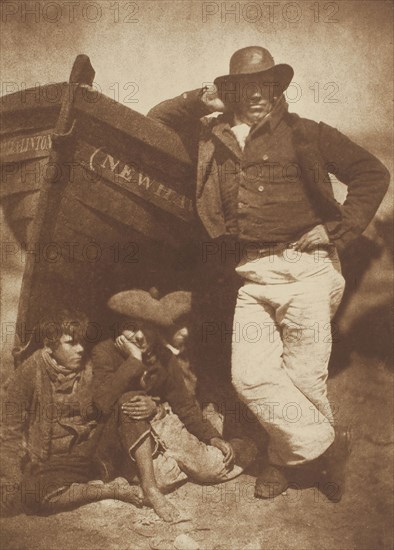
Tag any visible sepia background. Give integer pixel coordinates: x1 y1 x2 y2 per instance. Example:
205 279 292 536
1 1 393 549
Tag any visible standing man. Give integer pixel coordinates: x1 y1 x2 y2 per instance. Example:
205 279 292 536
148 46 390 500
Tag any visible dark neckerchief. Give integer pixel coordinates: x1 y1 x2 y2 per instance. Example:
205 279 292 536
140 344 172 392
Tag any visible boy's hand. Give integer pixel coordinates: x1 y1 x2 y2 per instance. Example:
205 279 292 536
115 335 142 361
201 85 226 114
121 395 158 420
210 437 234 469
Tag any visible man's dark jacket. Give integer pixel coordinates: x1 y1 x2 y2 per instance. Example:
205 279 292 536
148 89 390 252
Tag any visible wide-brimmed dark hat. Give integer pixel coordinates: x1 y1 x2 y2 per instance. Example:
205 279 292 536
214 46 294 98
108 290 192 328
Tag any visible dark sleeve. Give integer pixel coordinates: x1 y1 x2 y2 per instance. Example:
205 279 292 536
0 362 35 482
162 359 221 443
91 341 144 415
148 88 211 134
318 122 390 250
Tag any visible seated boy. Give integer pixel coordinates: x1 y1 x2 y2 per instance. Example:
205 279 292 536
91 290 256 522
0 309 142 516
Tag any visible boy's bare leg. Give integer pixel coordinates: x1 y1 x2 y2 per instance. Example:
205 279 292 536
42 479 143 513
133 435 180 522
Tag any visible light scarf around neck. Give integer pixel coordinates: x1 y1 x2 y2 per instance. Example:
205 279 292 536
41 348 82 393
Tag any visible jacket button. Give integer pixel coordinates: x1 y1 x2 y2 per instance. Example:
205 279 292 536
263 154 269 161
238 202 245 209
258 185 264 192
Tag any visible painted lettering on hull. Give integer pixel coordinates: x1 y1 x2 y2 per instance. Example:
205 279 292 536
1 133 52 160
83 145 194 221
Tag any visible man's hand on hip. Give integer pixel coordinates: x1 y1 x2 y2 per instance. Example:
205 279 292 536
293 224 331 252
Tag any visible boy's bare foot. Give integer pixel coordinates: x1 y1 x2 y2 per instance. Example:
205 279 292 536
143 487 180 522
106 478 144 507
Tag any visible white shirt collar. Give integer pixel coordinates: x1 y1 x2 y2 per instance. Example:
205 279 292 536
165 343 180 356
230 122 251 151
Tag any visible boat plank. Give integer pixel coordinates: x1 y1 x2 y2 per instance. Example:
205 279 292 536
2 191 39 223
73 87 193 167
0 158 48 199
57 192 180 249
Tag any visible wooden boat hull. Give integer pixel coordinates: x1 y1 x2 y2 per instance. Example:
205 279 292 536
0 57 199 357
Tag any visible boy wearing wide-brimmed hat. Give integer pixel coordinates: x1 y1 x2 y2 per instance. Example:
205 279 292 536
91 289 256 522
149 46 389 500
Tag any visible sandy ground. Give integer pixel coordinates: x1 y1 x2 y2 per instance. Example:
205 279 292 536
1 352 393 550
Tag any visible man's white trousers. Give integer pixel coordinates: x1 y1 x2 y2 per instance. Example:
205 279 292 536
232 247 345 466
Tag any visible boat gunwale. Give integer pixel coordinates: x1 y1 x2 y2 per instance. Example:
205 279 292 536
1 83 194 168
0 83 65 113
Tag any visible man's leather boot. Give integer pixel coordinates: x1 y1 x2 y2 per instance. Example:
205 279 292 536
254 464 288 499
317 425 352 502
